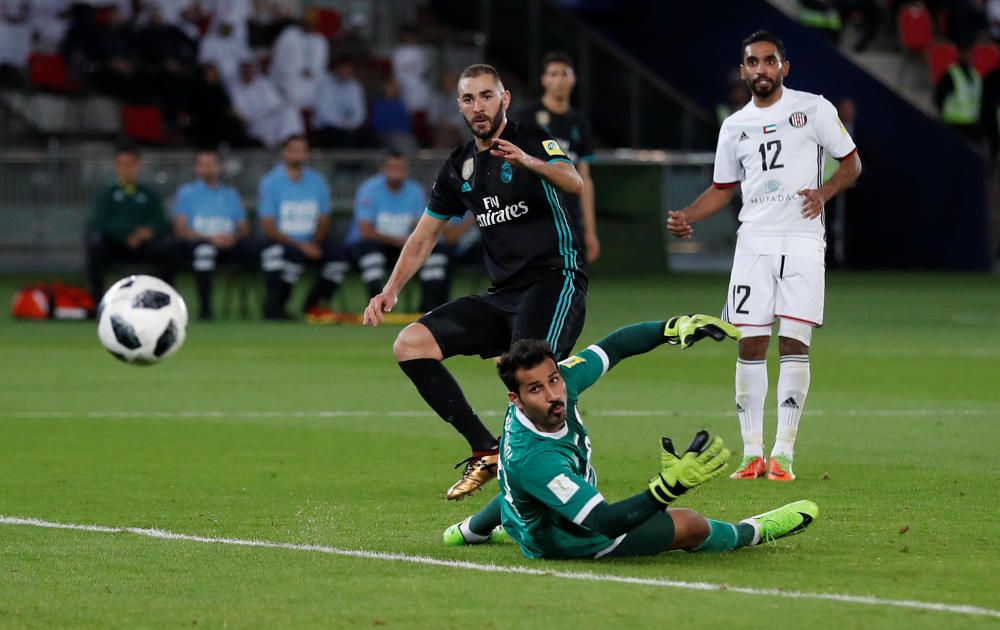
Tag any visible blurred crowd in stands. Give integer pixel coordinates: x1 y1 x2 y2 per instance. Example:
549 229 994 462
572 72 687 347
795 0 1000 162
0 0 479 151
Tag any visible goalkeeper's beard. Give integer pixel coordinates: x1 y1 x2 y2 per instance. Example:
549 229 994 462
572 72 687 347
547 401 566 423
517 398 567 432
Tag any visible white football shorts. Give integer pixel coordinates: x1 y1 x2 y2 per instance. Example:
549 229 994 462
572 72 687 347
722 254 825 334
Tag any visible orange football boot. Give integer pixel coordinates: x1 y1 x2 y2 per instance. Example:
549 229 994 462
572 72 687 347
729 455 767 479
767 455 796 481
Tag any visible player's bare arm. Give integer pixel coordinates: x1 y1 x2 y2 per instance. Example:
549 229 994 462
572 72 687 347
667 185 737 239
578 160 600 262
798 151 862 219
490 139 584 196
363 212 448 326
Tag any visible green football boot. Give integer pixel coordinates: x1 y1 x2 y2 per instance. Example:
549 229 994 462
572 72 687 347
443 517 509 546
741 500 818 544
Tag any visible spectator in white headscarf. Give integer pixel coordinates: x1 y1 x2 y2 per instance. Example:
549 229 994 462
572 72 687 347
227 58 304 148
0 0 31 74
268 11 328 109
198 20 252 86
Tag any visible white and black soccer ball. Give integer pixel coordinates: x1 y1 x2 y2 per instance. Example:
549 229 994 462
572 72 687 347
97 275 188 365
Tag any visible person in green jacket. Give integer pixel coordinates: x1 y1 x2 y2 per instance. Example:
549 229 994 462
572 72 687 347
86 144 177 303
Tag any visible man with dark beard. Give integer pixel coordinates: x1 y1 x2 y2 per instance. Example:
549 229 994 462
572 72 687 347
363 64 587 501
667 32 861 483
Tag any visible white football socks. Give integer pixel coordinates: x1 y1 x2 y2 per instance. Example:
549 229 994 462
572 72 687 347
458 516 490 543
735 358 767 459
772 354 810 460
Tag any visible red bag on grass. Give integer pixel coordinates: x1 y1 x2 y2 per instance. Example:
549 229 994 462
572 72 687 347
12 281 95 320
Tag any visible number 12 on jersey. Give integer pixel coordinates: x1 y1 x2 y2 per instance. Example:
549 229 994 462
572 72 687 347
733 284 751 314
758 140 783 171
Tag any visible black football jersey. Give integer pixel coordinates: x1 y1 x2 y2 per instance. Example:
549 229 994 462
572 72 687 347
426 121 583 287
517 101 595 165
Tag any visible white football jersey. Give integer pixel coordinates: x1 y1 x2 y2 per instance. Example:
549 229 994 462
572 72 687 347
713 87 856 261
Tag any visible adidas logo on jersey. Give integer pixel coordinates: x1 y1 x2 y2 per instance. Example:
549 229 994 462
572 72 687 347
738 131 750 142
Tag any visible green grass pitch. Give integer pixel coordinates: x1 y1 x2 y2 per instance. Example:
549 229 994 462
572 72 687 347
1 272 999 628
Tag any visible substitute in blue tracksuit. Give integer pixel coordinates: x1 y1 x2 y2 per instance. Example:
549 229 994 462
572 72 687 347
258 135 342 320
172 148 260 320
346 152 451 312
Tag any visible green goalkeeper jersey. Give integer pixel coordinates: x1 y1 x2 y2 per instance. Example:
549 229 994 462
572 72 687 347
498 343 620 559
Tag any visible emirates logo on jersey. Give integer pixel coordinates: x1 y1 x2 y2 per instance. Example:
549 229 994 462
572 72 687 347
789 112 808 128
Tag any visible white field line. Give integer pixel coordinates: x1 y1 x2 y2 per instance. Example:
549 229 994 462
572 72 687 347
2 408 999 420
1 515 998 620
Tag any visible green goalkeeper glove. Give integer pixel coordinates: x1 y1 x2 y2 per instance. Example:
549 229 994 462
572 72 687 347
647 430 731 505
663 314 741 349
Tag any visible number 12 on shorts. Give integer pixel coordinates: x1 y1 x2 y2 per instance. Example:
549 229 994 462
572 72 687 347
732 284 751 315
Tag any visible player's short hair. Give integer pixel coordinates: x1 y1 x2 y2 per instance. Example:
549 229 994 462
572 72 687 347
383 150 406 162
497 339 556 393
114 142 140 159
195 146 220 158
541 51 574 72
741 30 786 62
281 134 308 149
459 63 505 90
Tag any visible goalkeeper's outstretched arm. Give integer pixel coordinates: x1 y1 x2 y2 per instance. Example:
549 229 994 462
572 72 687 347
592 316 739 371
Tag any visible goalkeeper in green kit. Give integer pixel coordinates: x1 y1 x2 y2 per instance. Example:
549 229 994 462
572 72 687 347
444 315 818 559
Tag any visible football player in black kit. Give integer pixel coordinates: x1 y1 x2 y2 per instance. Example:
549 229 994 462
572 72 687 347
363 64 588 500
518 52 600 263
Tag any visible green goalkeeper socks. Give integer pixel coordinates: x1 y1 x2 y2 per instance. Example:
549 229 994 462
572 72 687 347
592 320 671 366
689 519 757 552
468 495 503 537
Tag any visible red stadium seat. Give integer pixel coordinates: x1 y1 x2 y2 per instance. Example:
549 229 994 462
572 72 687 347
311 7 341 39
971 42 1000 78
927 41 958 84
365 57 392 80
898 3 933 54
28 53 80 93
121 105 168 144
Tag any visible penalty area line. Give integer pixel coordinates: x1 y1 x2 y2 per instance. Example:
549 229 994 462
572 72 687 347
1 515 998 620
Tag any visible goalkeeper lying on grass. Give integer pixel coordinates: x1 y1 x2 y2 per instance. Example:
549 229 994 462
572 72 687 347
444 315 818 559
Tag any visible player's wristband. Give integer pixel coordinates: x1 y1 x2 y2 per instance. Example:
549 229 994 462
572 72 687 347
647 474 685 506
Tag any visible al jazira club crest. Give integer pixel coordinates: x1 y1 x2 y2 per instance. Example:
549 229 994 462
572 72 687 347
789 112 808 128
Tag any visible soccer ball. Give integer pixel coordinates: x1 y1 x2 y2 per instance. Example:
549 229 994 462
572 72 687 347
97 275 188 365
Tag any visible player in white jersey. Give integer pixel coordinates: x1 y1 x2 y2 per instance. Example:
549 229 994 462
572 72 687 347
667 31 862 481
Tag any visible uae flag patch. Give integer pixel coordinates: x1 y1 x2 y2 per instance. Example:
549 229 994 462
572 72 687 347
763 123 777 134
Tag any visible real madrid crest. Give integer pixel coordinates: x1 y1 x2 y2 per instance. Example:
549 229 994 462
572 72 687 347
461 157 474 181
789 111 807 128
535 110 551 127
